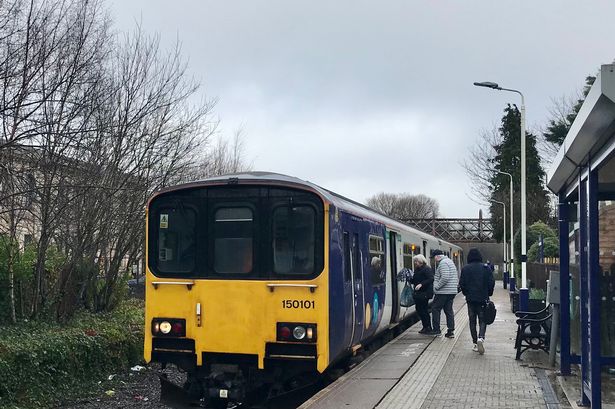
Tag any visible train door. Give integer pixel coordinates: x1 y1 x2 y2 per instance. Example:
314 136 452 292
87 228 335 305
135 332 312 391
342 232 353 349
389 231 399 323
350 232 365 346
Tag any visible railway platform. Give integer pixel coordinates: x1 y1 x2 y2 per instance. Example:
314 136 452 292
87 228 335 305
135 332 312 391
299 287 559 409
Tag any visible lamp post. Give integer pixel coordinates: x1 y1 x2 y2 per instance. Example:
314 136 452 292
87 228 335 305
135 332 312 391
491 199 507 287
474 81 528 311
495 169 514 290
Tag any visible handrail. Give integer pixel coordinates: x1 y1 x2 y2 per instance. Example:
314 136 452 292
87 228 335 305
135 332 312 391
151 281 195 290
266 283 317 293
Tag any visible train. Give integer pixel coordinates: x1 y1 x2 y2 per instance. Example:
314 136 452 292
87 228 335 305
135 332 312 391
144 172 463 408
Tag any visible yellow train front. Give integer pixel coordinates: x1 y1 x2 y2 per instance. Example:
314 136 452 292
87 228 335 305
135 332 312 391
144 172 463 408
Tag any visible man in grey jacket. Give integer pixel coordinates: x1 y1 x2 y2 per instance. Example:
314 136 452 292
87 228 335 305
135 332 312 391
429 250 459 337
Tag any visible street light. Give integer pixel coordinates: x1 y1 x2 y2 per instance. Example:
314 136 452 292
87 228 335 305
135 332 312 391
491 199 507 286
494 169 514 290
474 81 528 311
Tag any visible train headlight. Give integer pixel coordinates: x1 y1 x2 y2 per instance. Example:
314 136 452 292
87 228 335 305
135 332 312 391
159 321 172 334
293 326 306 340
277 322 316 342
152 318 186 337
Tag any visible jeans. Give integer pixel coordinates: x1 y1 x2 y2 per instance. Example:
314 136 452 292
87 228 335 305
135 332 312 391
431 294 455 333
467 301 487 343
415 297 431 330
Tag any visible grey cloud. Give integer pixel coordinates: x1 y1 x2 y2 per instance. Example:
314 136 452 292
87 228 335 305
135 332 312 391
110 0 615 217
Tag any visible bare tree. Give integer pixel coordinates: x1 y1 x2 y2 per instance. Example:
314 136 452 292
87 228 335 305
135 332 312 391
367 192 440 220
0 0 245 323
194 127 253 178
537 94 577 166
53 24 218 318
460 126 501 206
0 147 33 323
25 0 112 318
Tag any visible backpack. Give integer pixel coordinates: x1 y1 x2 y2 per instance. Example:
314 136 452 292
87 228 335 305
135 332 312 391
484 300 496 325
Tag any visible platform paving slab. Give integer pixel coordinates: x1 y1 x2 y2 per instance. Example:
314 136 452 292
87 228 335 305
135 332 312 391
380 287 551 409
300 287 560 409
298 298 466 409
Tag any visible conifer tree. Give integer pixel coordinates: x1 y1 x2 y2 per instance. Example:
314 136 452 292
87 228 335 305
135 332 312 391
489 104 551 242
543 76 596 146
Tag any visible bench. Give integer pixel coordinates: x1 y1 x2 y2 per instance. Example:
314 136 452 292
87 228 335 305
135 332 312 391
514 305 552 360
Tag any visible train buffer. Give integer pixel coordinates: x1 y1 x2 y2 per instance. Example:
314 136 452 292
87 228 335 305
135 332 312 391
299 288 559 409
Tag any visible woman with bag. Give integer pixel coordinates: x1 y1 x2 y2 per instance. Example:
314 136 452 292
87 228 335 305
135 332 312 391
459 248 495 354
411 254 434 334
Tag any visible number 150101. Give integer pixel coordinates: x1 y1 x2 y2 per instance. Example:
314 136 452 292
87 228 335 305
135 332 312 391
282 300 315 309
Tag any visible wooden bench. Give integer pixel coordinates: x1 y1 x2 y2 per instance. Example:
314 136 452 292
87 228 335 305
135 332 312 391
514 305 552 360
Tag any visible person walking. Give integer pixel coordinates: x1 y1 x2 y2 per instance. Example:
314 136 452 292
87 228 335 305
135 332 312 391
411 254 434 334
429 250 458 337
460 248 495 354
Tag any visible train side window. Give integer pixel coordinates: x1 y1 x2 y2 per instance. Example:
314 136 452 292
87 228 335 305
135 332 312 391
272 205 316 275
402 243 413 268
369 235 385 285
157 206 196 274
213 207 253 274
343 232 351 282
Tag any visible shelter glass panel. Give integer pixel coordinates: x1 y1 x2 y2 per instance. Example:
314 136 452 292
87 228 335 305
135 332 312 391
569 213 581 356
598 153 615 356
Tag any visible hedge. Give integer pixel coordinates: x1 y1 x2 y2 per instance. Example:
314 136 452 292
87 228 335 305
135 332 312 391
0 300 144 408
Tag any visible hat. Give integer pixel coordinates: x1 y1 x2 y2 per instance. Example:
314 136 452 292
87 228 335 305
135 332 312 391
432 249 444 257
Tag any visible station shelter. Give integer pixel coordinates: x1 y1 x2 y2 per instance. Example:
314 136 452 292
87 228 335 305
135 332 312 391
547 63 615 408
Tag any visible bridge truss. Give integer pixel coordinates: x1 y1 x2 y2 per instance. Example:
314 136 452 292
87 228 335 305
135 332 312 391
401 218 495 243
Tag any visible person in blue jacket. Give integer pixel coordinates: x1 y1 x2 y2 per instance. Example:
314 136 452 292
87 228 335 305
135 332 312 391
460 248 495 354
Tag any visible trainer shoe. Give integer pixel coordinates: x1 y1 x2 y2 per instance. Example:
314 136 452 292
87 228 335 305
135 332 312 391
477 338 485 354
444 330 454 338
427 329 441 336
418 327 431 334
472 344 478 352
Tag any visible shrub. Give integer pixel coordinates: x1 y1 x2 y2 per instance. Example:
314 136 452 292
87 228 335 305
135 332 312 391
529 288 546 300
0 300 144 408
528 236 559 261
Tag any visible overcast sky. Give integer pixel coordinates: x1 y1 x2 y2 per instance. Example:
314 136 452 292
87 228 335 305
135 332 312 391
109 1 614 217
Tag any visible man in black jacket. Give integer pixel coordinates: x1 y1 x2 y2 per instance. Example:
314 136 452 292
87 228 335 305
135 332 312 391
459 248 495 354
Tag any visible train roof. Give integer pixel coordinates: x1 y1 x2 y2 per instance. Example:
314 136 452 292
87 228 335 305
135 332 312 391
153 171 460 250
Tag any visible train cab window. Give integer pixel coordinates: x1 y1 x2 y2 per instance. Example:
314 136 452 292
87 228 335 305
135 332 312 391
272 205 316 275
213 207 254 274
157 206 196 274
369 235 385 285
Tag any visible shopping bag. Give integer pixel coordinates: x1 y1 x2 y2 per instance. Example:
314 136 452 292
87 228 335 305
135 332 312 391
484 300 497 325
400 284 415 307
